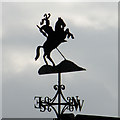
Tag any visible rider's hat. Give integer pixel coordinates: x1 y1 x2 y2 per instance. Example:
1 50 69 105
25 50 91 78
40 13 51 25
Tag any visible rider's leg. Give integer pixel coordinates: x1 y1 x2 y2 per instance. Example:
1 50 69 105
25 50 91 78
43 54 48 65
47 54 55 66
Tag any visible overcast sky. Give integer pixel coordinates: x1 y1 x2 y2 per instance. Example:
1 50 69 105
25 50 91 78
2 2 118 118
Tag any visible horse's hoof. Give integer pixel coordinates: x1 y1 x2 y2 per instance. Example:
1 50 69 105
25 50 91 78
72 36 74 39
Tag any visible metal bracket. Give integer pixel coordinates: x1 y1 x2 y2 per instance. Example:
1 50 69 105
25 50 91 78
34 73 84 119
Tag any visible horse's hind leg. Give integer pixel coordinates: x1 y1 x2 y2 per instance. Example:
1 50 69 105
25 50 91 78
47 54 55 66
43 53 48 65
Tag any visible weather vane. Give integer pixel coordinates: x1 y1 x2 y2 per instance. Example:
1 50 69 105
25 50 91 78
34 13 86 120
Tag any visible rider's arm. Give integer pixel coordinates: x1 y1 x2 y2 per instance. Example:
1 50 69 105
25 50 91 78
36 25 48 37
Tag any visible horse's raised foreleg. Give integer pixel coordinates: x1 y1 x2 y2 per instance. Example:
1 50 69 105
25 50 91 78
69 32 74 39
43 54 48 65
47 54 55 67
65 28 74 39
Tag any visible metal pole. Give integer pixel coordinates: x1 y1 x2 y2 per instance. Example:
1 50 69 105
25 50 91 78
58 72 61 120
56 48 66 60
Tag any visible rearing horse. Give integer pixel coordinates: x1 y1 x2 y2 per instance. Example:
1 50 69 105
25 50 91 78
35 16 74 66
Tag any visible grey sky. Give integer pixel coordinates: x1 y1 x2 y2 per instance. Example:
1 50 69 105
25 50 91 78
2 2 118 118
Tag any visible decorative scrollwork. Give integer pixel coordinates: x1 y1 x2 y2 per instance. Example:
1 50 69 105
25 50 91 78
44 96 52 102
53 85 58 90
53 84 65 91
44 96 52 112
60 84 65 90
34 85 84 117
67 97 74 111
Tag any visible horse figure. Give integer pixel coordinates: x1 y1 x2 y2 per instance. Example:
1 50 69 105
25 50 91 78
35 14 74 66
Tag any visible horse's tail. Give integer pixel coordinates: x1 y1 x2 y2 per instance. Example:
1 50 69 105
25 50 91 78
35 46 43 61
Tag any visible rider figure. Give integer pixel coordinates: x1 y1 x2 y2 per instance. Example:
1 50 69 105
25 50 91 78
37 13 54 40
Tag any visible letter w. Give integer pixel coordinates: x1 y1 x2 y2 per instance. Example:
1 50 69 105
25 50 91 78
72 96 84 111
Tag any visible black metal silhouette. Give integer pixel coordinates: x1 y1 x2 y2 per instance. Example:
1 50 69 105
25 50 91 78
34 13 86 120
38 60 86 75
34 73 85 120
34 60 86 120
35 13 74 66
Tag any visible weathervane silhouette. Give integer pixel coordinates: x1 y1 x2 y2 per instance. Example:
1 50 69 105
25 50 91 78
35 13 74 67
34 13 86 120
